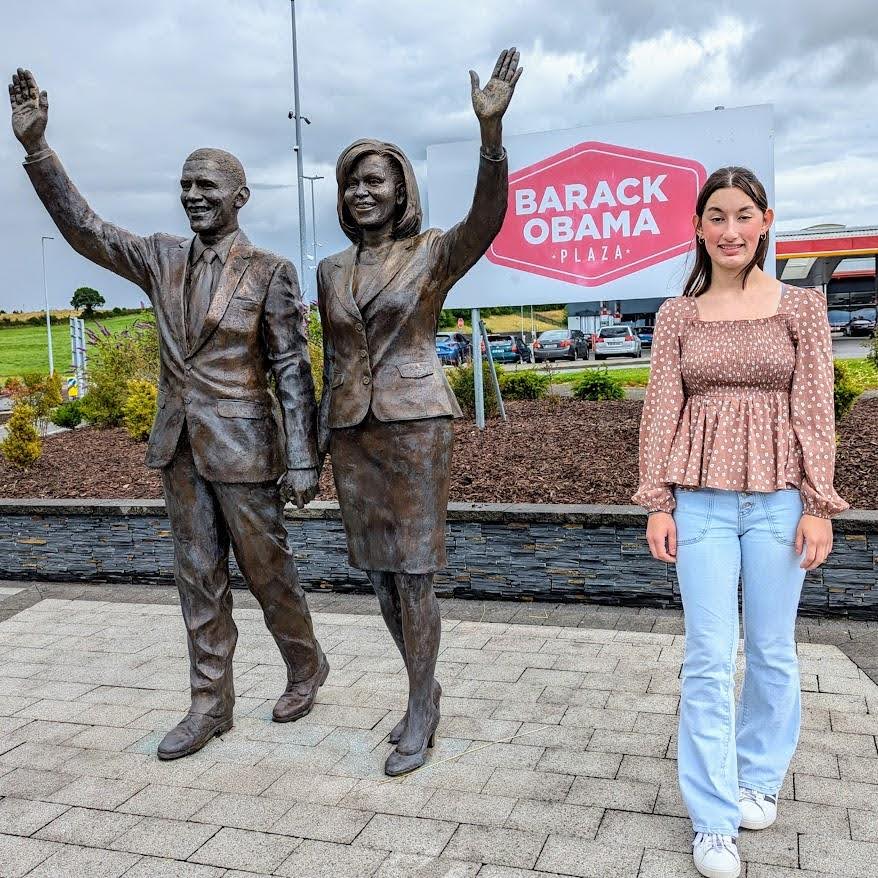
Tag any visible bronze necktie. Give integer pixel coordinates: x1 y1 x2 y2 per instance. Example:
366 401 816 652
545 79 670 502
187 247 217 347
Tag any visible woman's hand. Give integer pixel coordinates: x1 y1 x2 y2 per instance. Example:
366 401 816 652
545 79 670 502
646 511 677 563
795 515 833 570
470 48 522 157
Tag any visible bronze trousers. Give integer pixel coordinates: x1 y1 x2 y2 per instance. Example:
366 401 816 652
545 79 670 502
161 427 321 718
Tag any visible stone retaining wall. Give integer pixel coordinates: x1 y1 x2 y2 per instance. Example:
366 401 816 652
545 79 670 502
1 500 876 619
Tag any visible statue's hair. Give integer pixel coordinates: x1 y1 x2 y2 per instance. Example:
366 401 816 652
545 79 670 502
184 148 247 189
335 138 422 243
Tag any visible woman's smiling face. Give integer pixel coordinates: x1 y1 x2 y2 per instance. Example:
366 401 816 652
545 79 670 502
344 153 403 232
695 185 773 272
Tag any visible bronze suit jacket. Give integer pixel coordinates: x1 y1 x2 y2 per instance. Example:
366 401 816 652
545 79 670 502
316 151 507 452
23 150 317 483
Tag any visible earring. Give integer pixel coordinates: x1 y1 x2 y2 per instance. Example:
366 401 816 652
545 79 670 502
760 232 767 241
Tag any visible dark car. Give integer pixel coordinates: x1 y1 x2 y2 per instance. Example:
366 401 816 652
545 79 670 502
435 332 471 366
844 313 876 338
634 326 654 348
533 329 589 362
484 333 532 363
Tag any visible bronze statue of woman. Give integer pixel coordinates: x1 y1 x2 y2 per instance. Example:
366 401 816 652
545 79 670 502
316 48 521 776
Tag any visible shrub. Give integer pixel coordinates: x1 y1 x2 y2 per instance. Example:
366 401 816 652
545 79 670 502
498 369 549 400
308 307 324 400
573 368 625 401
833 361 860 421
51 400 83 429
0 402 41 467
867 334 878 372
122 379 158 441
8 372 62 435
81 320 159 427
447 361 502 417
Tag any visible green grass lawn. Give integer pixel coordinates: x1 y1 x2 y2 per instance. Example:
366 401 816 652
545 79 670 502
0 311 153 380
843 357 878 391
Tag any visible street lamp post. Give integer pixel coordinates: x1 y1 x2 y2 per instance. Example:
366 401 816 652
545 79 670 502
41 235 55 375
289 0 310 296
303 173 323 273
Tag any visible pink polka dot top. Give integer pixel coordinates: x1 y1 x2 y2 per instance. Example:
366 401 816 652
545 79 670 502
632 284 849 518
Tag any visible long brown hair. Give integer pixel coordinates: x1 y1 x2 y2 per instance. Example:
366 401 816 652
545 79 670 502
682 166 770 298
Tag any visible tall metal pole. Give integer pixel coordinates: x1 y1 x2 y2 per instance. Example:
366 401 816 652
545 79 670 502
41 235 55 375
472 308 484 430
289 0 308 294
303 173 323 261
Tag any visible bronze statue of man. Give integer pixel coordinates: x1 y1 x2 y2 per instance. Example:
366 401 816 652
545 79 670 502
9 68 328 760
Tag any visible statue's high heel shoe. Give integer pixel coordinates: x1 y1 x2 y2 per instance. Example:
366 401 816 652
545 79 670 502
389 679 441 745
384 708 440 777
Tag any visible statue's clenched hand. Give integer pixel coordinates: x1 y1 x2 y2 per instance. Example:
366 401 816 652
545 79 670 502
9 68 48 154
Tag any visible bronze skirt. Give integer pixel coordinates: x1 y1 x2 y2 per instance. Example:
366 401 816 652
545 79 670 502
329 413 453 574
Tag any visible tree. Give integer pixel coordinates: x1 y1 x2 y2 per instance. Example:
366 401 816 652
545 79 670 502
0 402 41 467
71 286 105 317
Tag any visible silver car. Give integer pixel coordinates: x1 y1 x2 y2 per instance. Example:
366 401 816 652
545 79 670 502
593 325 642 360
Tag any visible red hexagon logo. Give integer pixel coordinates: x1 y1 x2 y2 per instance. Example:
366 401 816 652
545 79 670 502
486 142 707 286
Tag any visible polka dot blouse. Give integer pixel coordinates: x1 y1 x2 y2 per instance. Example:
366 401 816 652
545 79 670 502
632 284 849 519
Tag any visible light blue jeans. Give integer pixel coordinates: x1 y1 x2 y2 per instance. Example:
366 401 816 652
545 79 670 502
673 487 807 835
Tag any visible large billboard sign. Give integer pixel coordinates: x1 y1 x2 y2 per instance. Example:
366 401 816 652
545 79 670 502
427 105 774 306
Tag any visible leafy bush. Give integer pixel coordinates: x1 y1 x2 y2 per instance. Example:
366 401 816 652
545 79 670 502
573 368 625 401
833 361 860 421
498 369 549 400
81 320 159 427
51 400 83 429
447 362 502 417
7 372 62 435
122 379 158 441
308 307 324 400
0 402 41 467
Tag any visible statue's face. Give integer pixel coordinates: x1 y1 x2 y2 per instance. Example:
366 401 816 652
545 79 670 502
180 158 245 235
343 154 403 232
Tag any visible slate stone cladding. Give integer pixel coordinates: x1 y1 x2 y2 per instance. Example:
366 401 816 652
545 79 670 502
1 500 876 619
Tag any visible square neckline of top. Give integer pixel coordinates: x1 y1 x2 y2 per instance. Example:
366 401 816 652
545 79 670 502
690 281 787 324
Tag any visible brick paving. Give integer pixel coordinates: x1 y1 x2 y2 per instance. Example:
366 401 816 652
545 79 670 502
0 583 875 876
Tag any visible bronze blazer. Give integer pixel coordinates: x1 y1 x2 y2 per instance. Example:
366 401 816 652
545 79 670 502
317 151 507 452
23 150 317 482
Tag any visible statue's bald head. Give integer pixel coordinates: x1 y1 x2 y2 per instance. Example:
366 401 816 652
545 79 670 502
183 148 246 188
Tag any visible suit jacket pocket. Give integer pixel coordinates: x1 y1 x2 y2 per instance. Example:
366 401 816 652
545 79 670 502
331 371 345 388
397 361 433 379
234 297 262 311
216 399 268 419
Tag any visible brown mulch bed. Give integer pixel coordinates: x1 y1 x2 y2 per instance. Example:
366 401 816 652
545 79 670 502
1 397 875 509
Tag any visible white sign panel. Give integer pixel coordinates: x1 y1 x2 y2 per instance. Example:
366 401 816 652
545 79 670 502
427 105 774 306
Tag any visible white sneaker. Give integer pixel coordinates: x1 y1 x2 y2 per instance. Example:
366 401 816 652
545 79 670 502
739 787 778 830
693 833 741 878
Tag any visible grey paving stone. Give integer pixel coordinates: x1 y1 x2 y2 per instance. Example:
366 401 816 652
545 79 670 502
188 826 301 872
262 768 359 804
0 832 61 878
272 801 374 843
24 843 141 877
118 783 218 820
483 767 574 802
443 824 546 869
119 858 226 878
341 778 435 818
420 788 517 827
566 776 659 812
354 814 458 857
0 796 68 836
794 773 878 810
275 838 388 877
110 815 220 859
47 774 145 809
34 806 141 847
190 792 292 832
373 852 481 877
586 729 669 758
849 807 878 842
0 767 77 799
476 868 572 878
505 799 602 839
799 835 878 877
738 829 800 868
594 811 691 854
636 848 700 877
837 754 878 784
535 833 643 877
535 748 622 779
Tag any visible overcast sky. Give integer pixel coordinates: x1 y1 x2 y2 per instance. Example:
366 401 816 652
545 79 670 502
1 0 876 312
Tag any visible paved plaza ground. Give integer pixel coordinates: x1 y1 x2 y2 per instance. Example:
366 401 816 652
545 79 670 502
0 582 876 877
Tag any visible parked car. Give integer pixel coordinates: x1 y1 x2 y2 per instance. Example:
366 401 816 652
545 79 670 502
532 329 589 362
593 325 642 360
435 332 471 366
843 314 876 337
634 326 654 348
484 333 532 363
828 310 851 333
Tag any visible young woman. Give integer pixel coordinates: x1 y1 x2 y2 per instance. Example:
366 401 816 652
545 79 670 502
316 50 521 776
633 167 848 878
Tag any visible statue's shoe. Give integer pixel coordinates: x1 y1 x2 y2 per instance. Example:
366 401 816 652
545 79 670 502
272 652 330 723
389 679 442 745
157 712 233 761
384 709 440 777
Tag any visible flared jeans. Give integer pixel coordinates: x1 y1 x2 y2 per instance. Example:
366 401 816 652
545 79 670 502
673 487 807 835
